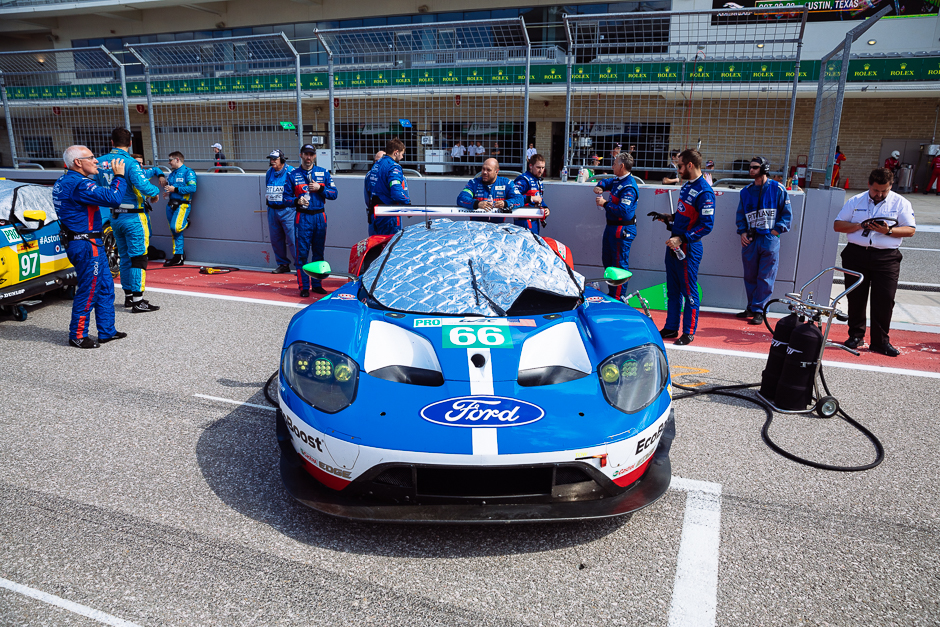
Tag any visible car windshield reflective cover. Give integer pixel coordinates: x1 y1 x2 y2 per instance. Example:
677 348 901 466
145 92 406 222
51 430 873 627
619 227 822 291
360 219 585 317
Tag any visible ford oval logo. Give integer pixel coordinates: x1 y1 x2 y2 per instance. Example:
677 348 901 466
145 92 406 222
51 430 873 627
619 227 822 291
420 396 545 428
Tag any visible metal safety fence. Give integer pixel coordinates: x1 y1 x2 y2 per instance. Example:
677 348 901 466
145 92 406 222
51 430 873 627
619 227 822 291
564 7 807 179
807 5 891 188
316 18 531 174
125 34 302 171
0 46 129 169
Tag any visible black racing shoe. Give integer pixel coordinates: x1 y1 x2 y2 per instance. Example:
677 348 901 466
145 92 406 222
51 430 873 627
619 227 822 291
163 254 185 267
99 331 128 344
870 342 900 357
300 289 310 298
843 336 864 350
124 296 150 308
69 337 100 349
735 309 754 319
311 286 328 295
674 334 694 346
660 328 679 339
271 264 291 274
131 300 160 313
748 313 765 326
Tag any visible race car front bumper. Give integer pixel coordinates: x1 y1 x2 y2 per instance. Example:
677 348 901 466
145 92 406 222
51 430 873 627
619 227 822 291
0 267 77 304
277 410 672 524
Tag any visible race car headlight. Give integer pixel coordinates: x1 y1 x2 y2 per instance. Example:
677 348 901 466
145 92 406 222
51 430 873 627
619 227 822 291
282 342 359 414
598 344 668 414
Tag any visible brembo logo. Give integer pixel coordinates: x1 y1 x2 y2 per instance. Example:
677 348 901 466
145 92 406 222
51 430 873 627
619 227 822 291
420 396 544 428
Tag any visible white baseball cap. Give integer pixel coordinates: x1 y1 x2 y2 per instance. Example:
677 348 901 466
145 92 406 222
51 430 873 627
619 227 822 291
211 143 222 150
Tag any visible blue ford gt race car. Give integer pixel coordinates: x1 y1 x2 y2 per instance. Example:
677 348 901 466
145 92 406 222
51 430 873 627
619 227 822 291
275 219 674 523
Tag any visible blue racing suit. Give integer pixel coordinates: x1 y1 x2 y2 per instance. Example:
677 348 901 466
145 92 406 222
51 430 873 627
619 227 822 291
265 164 296 268
288 165 337 291
665 175 715 336
596 174 640 299
512 171 547 235
456 175 523 223
735 179 792 315
96 148 161 297
52 170 126 341
165 164 197 255
365 155 410 236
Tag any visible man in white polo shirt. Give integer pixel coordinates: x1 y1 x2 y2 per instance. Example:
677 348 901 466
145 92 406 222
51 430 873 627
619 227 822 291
833 168 916 357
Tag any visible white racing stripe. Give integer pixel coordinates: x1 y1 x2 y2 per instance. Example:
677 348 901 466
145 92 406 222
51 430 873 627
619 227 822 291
141 287 306 308
0 577 143 627
668 477 723 627
467 347 497 455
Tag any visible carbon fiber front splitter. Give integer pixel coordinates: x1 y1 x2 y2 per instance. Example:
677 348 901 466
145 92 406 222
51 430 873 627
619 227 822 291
279 449 672 524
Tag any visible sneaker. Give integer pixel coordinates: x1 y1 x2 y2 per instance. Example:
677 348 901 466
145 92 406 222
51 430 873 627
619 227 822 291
843 336 864 350
271 264 291 274
674 334 694 345
69 337 99 349
99 331 128 344
735 310 754 319
124 296 149 308
131 300 160 313
300 289 310 298
748 313 765 326
660 328 679 339
311 286 328 295
163 254 185 267
870 342 900 357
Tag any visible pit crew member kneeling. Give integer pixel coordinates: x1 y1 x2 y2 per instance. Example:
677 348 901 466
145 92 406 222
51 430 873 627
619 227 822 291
593 152 640 300
53 146 129 349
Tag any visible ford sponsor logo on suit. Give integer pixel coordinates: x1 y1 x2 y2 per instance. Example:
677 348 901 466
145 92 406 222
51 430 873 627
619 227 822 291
420 396 545 427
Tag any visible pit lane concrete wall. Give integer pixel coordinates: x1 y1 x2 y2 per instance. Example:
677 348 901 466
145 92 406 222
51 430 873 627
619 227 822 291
0 169 846 311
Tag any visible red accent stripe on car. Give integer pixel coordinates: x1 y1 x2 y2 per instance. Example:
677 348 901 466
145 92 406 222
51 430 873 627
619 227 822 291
612 457 653 488
301 458 352 491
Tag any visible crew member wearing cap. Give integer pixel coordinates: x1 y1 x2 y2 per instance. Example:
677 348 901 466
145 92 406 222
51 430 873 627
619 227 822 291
365 138 410 236
734 157 792 327
264 149 295 274
211 143 226 173
289 144 337 297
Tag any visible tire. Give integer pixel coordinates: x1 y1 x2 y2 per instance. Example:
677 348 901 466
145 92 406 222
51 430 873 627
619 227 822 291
103 224 120 278
815 396 839 418
13 305 27 322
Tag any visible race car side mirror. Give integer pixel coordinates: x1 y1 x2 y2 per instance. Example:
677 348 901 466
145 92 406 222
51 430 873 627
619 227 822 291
586 267 632 286
22 209 46 222
303 260 356 282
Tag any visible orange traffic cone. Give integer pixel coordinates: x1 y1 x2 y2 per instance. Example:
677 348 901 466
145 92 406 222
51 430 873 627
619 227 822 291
843 177 850 190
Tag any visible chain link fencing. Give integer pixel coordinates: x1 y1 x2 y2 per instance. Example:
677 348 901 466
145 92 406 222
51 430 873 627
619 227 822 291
563 8 807 180
125 34 302 172
0 46 129 169
316 18 531 175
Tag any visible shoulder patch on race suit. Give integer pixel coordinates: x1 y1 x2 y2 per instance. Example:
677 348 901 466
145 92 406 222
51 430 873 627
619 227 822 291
688 189 700 197
420 396 545 428
391 180 402 186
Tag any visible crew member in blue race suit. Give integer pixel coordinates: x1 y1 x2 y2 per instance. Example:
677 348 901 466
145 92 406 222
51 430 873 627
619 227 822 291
512 153 551 234
593 152 639 299
264 149 295 274
363 149 384 230
457 158 523 223
53 146 129 348
658 149 715 346
289 144 337 297
160 151 197 267
365 138 410 236
735 157 792 326
95 127 162 313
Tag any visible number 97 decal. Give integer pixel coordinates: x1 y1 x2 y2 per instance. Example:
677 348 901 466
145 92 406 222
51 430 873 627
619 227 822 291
19 251 40 281
444 325 513 348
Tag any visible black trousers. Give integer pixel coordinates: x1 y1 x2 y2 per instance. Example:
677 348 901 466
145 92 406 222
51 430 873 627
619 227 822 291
840 242 902 347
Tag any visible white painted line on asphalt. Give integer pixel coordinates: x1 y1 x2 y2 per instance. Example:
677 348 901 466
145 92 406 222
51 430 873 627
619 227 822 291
668 477 722 627
667 345 940 379
0 577 142 627
916 225 940 233
144 287 306 308
193 394 277 411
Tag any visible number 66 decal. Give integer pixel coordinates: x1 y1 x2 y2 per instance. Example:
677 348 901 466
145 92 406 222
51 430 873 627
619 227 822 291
444 325 513 348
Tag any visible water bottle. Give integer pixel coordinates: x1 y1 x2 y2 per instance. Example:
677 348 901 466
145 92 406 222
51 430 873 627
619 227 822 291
577 167 587 183
791 174 799 191
561 166 568 183
673 246 686 261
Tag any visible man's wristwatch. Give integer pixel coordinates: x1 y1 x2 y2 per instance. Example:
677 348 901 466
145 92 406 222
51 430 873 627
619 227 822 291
887 227 894 236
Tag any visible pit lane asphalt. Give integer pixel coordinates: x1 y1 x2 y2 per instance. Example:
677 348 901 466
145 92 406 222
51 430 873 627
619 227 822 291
1 291 938 626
